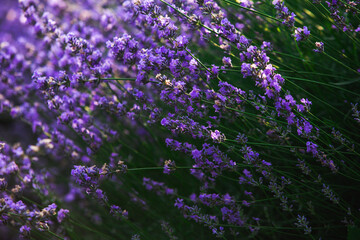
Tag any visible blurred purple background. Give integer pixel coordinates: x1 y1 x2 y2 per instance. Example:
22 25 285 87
0 2 36 239
0 0 36 148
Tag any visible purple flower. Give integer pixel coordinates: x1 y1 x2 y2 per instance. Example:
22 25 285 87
295 215 312 235
19 225 31 237
163 160 176 174
293 26 310 41
174 35 189 49
110 205 128 219
57 209 69 223
174 198 184 209
306 141 318 156
210 130 226 143
222 57 232 67
241 63 252 78
313 42 324 53
273 0 296 27
211 65 219 76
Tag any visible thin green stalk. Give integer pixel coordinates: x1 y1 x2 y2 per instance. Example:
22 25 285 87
219 0 282 23
284 76 360 96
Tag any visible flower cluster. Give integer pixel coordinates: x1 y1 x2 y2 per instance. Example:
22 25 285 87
0 0 358 239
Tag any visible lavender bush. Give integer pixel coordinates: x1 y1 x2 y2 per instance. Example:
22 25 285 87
0 0 359 239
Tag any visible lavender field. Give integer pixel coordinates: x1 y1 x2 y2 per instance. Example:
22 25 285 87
0 0 360 239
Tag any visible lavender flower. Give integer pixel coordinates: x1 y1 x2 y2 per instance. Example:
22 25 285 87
57 209 70 223
0 0 357 238
313 41 324 53
294 215 312 235
272 0 296 27
293 26 310 41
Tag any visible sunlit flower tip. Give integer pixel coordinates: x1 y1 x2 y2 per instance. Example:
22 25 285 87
210 130 226 143
163 160 176 174
313 42 324 53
